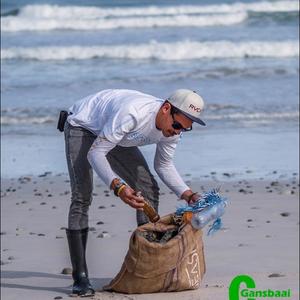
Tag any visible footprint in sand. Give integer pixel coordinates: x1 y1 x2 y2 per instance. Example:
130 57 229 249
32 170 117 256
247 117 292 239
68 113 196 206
268 273 285 278
97 232 110 238
61 267 72 275
280 212 290 217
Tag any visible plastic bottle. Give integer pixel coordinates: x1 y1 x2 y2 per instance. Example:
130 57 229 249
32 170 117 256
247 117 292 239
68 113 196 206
191 201 226 230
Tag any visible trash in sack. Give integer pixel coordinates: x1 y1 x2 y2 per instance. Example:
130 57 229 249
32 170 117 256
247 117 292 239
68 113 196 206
103 214 206 294
176 189 228 235
140 227 179 244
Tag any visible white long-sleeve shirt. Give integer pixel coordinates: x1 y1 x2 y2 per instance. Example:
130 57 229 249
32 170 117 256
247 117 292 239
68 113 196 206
67 89 189 197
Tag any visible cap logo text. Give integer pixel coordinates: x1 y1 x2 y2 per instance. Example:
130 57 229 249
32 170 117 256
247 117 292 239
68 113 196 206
189 104 201 112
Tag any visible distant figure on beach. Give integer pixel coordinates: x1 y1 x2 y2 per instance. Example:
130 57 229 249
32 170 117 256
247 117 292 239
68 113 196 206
62 88 206 296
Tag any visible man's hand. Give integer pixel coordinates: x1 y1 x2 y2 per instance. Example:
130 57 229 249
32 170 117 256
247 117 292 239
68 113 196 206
181 189 200 204
118 185 145 210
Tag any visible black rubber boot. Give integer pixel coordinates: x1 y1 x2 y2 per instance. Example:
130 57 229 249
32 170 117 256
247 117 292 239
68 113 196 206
66 228 95 297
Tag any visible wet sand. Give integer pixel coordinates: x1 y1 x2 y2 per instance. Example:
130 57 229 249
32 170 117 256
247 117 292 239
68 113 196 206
1 172 299 300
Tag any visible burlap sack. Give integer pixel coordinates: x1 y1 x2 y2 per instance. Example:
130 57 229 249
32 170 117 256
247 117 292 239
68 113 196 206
104 214 206 294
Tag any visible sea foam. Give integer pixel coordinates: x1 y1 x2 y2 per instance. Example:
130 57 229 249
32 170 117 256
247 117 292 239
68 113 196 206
2 40 298 61
1 0 298 32
1 12 247 32
1 108 298 126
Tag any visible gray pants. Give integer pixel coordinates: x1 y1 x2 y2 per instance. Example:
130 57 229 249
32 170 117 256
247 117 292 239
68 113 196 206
64 122 160 230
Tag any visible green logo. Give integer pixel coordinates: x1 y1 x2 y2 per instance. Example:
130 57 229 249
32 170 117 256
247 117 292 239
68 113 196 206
229 275 292 300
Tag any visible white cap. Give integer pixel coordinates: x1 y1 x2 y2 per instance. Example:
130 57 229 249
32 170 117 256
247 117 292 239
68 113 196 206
167 89 206 126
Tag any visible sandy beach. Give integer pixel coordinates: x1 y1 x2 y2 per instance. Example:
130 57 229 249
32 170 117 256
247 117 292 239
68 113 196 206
1 0 299 298
1 172 299 300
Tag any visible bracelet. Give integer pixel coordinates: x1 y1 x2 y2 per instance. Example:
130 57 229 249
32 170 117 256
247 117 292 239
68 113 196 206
117 184 127 197
188 192 198 202
113 180 126 197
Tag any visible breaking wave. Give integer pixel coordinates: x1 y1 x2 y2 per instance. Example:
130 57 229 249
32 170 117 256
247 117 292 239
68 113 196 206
1 12 247 31
1 1 298 32
2 40 298 61
205 111 299 121
1 107 298 126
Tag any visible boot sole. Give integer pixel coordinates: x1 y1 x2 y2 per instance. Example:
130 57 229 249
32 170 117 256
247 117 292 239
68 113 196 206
69 292 95 298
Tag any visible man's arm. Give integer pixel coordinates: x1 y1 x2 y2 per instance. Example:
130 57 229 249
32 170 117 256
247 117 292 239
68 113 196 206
87 136 118 187
87 136 144 209
154 140 200 203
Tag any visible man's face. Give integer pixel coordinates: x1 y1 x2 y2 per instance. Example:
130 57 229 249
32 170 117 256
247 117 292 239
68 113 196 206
161 106 193 137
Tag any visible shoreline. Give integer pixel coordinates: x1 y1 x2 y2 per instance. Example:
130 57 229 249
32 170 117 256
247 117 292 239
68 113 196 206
1 125 299 179
1 173 299 300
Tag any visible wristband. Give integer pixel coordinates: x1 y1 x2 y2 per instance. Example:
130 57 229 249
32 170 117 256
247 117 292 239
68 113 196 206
114 181 126 197
117 184 126 197
188 192 198 202
113 181 126 197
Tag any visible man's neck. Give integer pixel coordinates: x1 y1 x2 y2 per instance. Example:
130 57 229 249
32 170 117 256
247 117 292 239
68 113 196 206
155 108 163 131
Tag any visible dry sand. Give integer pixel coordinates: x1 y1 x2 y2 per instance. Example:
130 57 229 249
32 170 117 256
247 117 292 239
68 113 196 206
1 172 299 300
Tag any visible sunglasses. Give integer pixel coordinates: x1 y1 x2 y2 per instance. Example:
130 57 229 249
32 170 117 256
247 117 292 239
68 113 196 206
170 109 193 132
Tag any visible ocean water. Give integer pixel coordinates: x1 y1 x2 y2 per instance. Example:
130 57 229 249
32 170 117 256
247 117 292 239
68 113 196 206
1 0 299 179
